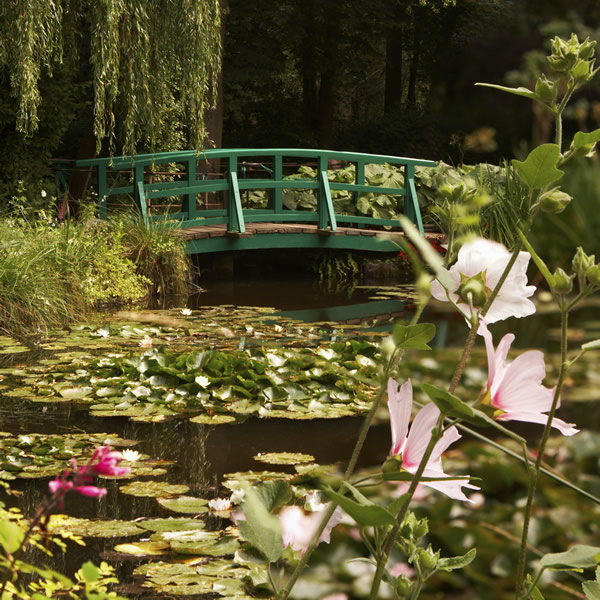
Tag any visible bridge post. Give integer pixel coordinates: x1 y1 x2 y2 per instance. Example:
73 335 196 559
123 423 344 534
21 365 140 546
317 155 337 230
272 153 283 215
184 158 197 221
133 163 146 220
404 164 424 235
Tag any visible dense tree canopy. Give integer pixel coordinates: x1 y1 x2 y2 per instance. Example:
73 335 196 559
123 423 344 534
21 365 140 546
1 0 600 201
0 0 221 160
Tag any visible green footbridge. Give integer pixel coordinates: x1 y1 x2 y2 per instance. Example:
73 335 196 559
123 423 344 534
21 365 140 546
75 148 437 254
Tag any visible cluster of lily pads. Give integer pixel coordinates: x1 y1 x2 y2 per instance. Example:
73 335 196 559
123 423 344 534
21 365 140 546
0 308 387 423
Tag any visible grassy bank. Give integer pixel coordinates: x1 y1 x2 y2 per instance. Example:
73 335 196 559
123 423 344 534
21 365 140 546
0 209 189 339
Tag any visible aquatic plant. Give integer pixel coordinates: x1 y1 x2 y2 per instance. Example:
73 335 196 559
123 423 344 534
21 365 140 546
0 446 130 600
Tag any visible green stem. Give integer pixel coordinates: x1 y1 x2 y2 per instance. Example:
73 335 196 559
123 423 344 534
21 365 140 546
515 306 570 597
278 305 426 600
368 416 444 599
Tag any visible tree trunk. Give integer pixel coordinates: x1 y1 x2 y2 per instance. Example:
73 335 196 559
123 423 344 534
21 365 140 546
384 30 404 115
317 6 341 148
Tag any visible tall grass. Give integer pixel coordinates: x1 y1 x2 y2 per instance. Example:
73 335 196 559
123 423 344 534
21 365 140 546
0 208 190 340
118 212 190 298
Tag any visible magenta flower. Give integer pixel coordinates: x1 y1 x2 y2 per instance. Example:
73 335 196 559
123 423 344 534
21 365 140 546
388 379 478 502
90 446 131 477
279 505 344 555
48 446 130 503
480 322 578 436
431 238 536 324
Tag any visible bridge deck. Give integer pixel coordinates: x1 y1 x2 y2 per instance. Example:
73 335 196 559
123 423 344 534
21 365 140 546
176 222 443 254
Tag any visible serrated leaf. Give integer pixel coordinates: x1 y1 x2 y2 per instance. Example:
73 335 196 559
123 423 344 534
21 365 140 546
583 580 600 600
392 323 436 350
541 545 600 570
438 548 476 571
420 383 473 418
398 216 455 290
512 144 564 189
238 485 283 562
254 480 293 512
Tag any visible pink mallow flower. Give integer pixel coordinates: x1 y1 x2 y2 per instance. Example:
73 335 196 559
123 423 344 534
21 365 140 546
388 379 478 502
48 446 130 503
431 238 536 324
279 504 344 555
480 322 578 436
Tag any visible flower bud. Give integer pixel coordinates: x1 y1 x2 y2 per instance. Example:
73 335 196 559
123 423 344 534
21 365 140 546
395 575 412 596
457 272 489 307
535 75 558 104
572 247 596 280
400 513 417 538
538 188 572 214
551 268 575 294
382 455 403 474
414 518 429 540
417 547 438 570
586 264 600 287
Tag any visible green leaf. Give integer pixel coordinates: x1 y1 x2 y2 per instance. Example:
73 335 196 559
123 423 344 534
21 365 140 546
572 129 600 150
80 561 100 583
398 216 455 290
254 480 293 512
437 548 477 572
525 574 545 600
541 545 600 570
238 485 283 562
512 144 564 189
582 339 600 352
475 82 539 101
0 520 24 553
392 323 436 350
420 383 474 418
323 486 395 527
583 581 600 600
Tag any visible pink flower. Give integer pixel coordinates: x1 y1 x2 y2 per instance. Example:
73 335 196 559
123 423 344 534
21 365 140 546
388 379 478 502
72 486 107 498
480 322 578 435
91 446 130 477
47 446 130 503
279 505 344 555
431 238 536 324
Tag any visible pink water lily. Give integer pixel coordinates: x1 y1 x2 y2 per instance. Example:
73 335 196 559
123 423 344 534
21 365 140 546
388 379 478 502
480 322 578 435
431 238 536 324
279 504 344 555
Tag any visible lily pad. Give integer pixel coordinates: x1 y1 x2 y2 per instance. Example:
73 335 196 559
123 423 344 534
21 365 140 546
136 518 206 532
113 541 170 556
48 516 145 538
189 414 237 425
254 452 315 465
120 481 190 497
158 496 210 514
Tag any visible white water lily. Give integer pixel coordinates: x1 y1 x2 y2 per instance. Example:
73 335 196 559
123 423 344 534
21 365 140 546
180 308 192 316
208 497 232 511
121 449 142 462
431 238 536 324
138 335 153 348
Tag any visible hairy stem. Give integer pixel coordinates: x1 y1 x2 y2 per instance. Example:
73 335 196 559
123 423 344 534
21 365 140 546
515 306 569 597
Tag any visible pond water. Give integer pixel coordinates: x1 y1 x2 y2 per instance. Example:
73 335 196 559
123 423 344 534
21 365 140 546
1 273 599 599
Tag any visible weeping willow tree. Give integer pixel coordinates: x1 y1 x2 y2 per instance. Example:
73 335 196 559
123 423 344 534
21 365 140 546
0 0 222 157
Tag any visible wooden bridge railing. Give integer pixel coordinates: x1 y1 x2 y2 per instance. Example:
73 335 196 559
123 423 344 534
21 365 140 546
75 148 436 235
